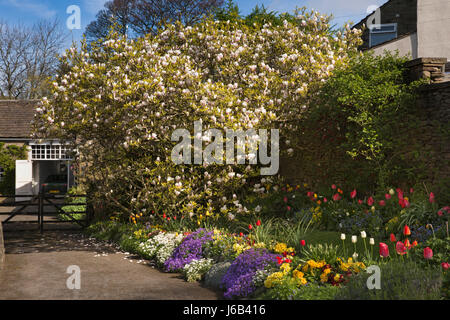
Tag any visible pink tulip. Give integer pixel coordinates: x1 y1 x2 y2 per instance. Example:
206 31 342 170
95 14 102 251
332 193 341 201
396 241 407 255
367 196 374 206
424 247 433 260
350 189 357 199
442 262 449 270
379 200 386 206
331 184 336 190
429 192 435 203
379 242 389 258
385 193 391 200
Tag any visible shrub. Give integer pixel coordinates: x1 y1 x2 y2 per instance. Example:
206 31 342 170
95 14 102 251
335 260 443 300
34 9 361 225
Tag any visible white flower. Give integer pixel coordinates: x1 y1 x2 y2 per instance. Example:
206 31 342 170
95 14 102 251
369 238 375 245
351 235 357 243
352 252 358 260
340 233 346 240
255 205 261 213
360 231 367 239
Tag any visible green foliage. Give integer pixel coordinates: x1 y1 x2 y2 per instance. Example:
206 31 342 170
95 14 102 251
59 186 87 221
410 237 450 268
294 51 427 194
335 260 443 300
0 143 28 194
300 243 342 263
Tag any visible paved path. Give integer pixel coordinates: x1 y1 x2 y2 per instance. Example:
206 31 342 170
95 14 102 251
0 227 221 300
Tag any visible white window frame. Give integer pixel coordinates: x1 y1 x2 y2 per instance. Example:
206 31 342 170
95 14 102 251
369 23 398 48
29 142 73 161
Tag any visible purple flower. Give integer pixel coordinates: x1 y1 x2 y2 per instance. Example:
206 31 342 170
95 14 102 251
221 248 279 299
164 228 213 272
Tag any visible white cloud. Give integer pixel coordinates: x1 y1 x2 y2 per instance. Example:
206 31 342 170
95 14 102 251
3 0 56 18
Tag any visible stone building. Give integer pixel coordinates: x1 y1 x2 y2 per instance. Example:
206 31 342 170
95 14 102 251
0 100 74 198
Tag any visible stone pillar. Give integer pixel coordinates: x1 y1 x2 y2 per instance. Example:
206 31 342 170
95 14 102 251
405 57 448 83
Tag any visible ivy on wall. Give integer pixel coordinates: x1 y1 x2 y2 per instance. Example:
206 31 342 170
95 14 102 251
0 143 28 194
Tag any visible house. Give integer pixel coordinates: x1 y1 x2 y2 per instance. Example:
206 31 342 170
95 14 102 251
353 0 450 69
0 100 74 198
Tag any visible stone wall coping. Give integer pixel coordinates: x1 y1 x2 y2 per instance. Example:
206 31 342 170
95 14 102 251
405 57 448 68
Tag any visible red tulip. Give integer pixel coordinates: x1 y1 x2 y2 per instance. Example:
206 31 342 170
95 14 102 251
379 200 386 206
163 213 166 219
350 189 357 199
307 191 313 198
283 196 288 203
442 262 449 270
385 193 391 200
173 216 177 220
410 188 414 194
403 225 411 236
379 242 389 258
287 206 291 211
239 232 243 237
248 224 253 230
438 210 443 216
429 192 435 203
396 188 403 200
358 199 363 205
367 197 374 206
390 233 396 242
423 247 433 259
399 199 409 208
300 240 306 246
331 184 336 190
323 197 328 203
256 220 261 226
396 241 407 255
332 193 341 201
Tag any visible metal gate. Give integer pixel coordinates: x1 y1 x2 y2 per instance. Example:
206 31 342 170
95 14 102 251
0 193 92 233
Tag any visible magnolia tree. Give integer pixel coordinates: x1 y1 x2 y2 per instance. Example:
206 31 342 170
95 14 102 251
33 8 362 224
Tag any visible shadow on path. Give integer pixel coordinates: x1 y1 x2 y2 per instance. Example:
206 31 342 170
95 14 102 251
0 226 221 300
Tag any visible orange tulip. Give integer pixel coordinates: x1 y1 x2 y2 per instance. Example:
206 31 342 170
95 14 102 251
403 225 411 236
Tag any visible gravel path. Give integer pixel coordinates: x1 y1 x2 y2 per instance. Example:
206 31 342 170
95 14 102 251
0 227 221 300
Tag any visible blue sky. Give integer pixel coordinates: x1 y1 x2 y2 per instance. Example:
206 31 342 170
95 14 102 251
0 0 388 49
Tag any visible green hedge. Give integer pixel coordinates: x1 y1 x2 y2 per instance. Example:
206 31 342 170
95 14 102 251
0 143 28 195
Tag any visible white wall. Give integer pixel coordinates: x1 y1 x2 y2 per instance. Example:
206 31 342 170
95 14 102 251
372 32 418 58
417 0 450 60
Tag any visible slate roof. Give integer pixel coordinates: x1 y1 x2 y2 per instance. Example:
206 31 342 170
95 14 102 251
0 100 38 139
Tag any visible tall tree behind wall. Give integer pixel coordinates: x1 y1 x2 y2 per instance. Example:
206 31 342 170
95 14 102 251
0 18 66 100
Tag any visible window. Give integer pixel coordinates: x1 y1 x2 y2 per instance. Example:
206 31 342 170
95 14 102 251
369 23 397 47
31 144 72 160
0 166 4 181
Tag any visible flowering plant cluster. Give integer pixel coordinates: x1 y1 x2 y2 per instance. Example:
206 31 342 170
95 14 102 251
221 248 280 299
138 231 184 265
182 258 215 282
164 228 214 271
